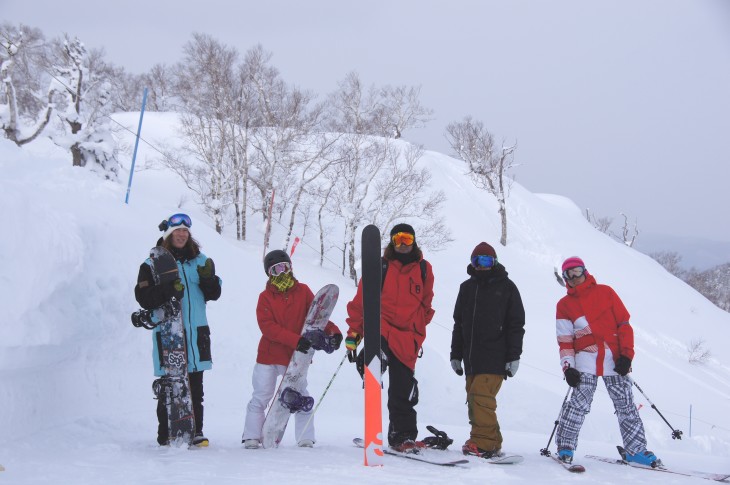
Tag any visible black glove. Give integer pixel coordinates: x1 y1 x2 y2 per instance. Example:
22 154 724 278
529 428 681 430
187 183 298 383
331 333 343 351
614 355 632 376
296 337 312 353
355 348 388 379
162 278 185 301
564 367 581 387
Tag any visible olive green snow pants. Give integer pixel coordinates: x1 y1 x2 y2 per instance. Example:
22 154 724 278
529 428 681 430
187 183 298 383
465 374 503 451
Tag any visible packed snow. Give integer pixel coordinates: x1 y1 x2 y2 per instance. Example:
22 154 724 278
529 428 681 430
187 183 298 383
1 112 728 484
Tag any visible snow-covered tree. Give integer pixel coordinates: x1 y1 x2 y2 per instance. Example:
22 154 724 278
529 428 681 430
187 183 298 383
50 35 119 177
0 23 56 146
446 116 516 246
373 84 433 139
142 63 177 112
326 72 447 282
325 71 433 140
165 33 240 234
244 45 323 253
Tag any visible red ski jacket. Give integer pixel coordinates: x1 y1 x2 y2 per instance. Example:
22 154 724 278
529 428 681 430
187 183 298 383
556 274 634 376
256 280 341 366
346 257 435 370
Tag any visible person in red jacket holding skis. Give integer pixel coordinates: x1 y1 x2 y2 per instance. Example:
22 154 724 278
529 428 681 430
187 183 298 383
555 256 661 467
241 250 342 449
345 223 435 453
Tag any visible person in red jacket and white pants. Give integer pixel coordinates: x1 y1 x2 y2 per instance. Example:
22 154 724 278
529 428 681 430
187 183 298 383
241 250 342 449
345 223 435 453
555 256 661 467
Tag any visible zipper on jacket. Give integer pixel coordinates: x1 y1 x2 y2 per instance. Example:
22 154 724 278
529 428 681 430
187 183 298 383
467 284 479 375
180 263 198 372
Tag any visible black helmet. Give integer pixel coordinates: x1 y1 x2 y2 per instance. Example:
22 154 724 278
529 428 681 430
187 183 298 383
263 249 291 274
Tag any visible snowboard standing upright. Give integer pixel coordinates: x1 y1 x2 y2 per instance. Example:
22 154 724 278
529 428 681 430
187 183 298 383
131 246 195 446
261 284 339 448
361 224 383 466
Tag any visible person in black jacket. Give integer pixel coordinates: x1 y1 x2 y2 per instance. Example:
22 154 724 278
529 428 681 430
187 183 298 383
450 242 525 458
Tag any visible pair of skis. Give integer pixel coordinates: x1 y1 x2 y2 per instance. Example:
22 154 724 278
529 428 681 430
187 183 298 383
546 447 729 482
585 446 730 482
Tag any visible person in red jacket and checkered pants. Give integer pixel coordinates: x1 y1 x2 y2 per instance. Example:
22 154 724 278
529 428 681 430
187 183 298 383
555 256 661 467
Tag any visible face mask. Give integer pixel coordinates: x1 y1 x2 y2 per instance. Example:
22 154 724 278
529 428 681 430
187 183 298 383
270 272 295 292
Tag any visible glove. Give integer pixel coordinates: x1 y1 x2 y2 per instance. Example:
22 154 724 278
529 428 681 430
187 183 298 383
197 258 216 280
296 337 312 353
614 355 632 376
355 349 388 379
331 333 343 351
345 332 361 362
564 367 581 387
450 359 463 376
505 359 520 378
345 332 361 351
162 278 185 301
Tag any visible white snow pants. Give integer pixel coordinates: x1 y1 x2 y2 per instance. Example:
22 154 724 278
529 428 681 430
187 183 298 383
242 363 315 443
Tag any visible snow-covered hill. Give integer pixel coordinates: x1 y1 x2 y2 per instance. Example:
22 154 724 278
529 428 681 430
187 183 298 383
1 112 728 484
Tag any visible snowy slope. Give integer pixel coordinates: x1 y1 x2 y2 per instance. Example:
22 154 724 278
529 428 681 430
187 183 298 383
0 112 728 484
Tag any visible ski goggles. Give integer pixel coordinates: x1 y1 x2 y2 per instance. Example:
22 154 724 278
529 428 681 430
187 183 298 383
159 213 192 232
562 266 586 280
268 261 292 277
392 232 415 247
471 255 497 268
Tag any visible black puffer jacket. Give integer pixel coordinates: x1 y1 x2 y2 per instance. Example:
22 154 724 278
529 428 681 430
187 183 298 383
450 263 525 376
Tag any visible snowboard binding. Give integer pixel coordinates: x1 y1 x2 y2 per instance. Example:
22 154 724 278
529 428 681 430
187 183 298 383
152 377 189 404
423 425 453 450
279 387 314 413
131 301 179 330
131 309 158 330
302 329 338 354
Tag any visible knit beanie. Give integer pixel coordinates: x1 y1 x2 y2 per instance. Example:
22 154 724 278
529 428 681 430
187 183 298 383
471 242 497 259
561 256 586 272
390 223 415 237
163 223 190 239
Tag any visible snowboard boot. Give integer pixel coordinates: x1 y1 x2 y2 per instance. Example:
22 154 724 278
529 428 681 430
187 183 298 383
462 442 502 459
298 439 315 448
390 439 426 454
192 433 209 447
243 439 261 449
558 449 574 464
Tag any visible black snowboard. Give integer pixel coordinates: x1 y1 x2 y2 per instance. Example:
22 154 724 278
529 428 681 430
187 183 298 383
131 246 195 446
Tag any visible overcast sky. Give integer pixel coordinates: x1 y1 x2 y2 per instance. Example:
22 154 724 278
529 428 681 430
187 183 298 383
4 0 730 244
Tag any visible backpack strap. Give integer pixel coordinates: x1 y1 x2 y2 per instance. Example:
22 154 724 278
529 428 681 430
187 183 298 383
381 258 428 289
381 258 389 290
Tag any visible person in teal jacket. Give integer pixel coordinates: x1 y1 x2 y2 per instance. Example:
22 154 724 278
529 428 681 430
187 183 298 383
135 213 222 447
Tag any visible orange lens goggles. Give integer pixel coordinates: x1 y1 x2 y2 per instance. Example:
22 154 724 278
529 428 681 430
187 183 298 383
392 232 415 247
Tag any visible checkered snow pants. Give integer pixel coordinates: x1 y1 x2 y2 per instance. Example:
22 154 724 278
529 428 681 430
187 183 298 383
556 373 647 455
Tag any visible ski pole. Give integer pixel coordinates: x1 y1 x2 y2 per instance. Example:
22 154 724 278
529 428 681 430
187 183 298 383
540 386 572 456
628 376 683 439
297 353 348 442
